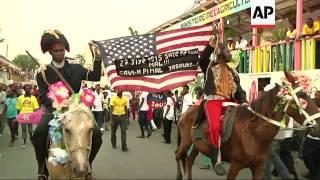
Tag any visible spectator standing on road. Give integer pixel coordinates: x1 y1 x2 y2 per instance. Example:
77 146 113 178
162 91 175 144
92 84 105 131
131 92 138 121
137 91 152 138
4 88 19 146
110 91 129 152
181 85 193 115
174 90 182 124
102 90 110 131
16 84 39 149
0 84 7 136
123 91 132 124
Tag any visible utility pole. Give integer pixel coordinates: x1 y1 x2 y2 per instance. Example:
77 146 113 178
5 44 8 59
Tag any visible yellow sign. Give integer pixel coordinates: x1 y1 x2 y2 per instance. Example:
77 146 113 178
180 0 251 28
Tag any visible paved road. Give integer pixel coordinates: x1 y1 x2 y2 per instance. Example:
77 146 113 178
0 120 309 179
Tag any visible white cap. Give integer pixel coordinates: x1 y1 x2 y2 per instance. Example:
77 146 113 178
264 83 276 91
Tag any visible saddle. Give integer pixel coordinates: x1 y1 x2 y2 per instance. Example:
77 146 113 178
192 100 238 143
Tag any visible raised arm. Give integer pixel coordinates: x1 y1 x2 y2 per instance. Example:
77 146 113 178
82 59 102 81
82 42 102 81
198 44 214 75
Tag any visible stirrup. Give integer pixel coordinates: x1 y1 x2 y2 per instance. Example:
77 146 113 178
38 174 48 180
214 163 227 176
86 172 95 180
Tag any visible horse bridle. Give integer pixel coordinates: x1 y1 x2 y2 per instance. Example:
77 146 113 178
59 109 94 163
246 84 320 128
286 85 320 126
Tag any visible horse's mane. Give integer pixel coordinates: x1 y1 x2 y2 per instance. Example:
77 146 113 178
249 84 281 118
68 102 95 123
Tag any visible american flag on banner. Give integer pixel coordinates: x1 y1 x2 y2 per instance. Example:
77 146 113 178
95 24 213 92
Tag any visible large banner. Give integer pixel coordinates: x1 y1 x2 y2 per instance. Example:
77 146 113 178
115 49 199 77
147 93 167 109
95 24 212 92
178 0 251 29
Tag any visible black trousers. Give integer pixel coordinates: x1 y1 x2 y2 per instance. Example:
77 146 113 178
31 110 102 176
153 109 163 128
303 136 320 176
163 118 173 143
92 111 104 129
279 138 298 179
110 114 127 148
7 118 17 141
138 111 151 137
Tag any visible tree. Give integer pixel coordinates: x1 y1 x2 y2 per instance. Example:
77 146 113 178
75 53 86 65
12 54 38 71
128 26 139 36
224 27 237 40
263 22 287 42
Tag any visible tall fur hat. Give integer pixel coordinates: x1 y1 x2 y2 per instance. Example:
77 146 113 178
216 42 231 63
40 29 70 53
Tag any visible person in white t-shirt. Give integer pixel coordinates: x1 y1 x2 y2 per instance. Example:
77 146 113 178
137 91 151 138
181 85 193 115
162 91 175 144
235 36 248 50
123 91 132 122
92 84 105 131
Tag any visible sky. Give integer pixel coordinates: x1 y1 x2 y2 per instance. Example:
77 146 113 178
0 0 195 63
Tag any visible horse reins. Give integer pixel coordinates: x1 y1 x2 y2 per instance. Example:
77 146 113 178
244 85 320 129
204 23 221 88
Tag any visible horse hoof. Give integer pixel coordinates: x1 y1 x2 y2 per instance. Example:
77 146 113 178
214 163 227 176
176 174 182 180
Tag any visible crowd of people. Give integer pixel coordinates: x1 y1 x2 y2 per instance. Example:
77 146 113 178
83 83 196 147
0 83 39 148
0 23 319 180
0 80 201 152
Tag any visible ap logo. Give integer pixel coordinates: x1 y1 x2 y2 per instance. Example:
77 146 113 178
251 0 275 28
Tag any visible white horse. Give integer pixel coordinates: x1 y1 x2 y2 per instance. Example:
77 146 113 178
47 101 95 179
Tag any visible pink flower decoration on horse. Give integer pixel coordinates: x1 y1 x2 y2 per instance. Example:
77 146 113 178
80 88 95 106
295 75 311 93
277 87 289 97
47 81 70 107
299 98 308 109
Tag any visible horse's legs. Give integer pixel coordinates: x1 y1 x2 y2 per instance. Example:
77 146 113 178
227 162 242 180
250 163 265 180
176 154 183 180
187 147 199 180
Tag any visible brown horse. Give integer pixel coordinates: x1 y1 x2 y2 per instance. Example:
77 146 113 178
47 101 95 179
175 72 320 180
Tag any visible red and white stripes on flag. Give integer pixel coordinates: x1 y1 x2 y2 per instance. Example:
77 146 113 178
99 24 213 92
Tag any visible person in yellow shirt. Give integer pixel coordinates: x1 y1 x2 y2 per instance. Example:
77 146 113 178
227 37 235 51
302 18 320 69
110 91 128 152
286 23 297 40
16 84 39 148
302 18 320 37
